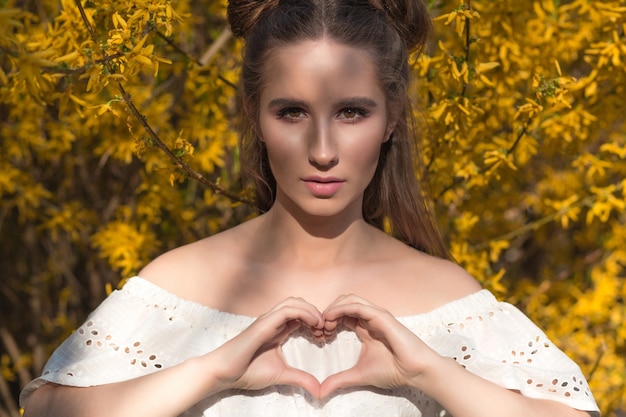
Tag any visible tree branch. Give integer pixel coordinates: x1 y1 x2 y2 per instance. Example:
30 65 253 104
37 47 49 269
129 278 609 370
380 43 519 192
199 27 233 66
0 325 31 390
72 0 253 206
436 114 534 200
461 0 472 97
470 191 600 252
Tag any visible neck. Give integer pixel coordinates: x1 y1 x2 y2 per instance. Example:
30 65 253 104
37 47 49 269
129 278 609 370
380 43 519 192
252 200 378 269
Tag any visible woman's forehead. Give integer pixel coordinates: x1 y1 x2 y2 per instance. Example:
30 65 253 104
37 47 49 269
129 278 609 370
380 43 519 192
260 39 384 105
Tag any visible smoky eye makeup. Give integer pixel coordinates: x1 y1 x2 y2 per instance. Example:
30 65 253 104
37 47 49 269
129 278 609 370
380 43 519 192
276 107 307 120
337 107 369 120
267 96 378 121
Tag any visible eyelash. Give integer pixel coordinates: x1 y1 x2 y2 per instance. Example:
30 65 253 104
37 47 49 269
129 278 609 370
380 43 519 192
276 107 306 120
338 108 368 120
276 107 369 121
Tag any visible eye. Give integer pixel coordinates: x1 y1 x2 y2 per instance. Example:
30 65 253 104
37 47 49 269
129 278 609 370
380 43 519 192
277 107 306 120
337 108 367 121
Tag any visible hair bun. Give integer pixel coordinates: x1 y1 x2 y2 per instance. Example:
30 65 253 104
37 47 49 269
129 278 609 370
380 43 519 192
369 0 432 52
227 0 280 38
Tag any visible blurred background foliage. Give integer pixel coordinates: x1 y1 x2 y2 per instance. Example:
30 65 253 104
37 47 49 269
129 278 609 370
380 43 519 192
0 0 624 415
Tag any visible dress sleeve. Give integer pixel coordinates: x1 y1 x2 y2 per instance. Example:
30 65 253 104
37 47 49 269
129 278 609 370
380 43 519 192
417 291 600 416
19 277 250 408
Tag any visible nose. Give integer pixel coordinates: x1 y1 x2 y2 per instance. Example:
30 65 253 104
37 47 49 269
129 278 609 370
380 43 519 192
308 120 338 169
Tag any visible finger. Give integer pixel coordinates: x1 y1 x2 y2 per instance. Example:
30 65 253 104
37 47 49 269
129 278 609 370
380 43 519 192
266 297 324 328
228 307 323 361
323 294 374 315
322 316 341 333
322 294 376 334
279 367 322 398
323 304 376 341
323 303 410 348
259 305 324 338
272 318 303 344
310 326 325 340
324 300 383 323
339 316 359 332
322 315 359 337
319 368 364 398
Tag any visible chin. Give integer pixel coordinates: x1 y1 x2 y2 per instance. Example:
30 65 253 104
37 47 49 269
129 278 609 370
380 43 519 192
273 190 364 220
295 199 363 220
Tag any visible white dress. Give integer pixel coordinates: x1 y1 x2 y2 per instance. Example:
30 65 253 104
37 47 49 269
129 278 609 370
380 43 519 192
20 277 600 416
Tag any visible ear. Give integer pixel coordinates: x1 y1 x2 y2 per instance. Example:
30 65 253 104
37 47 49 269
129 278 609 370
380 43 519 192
384 101 403 142
383 122 396 143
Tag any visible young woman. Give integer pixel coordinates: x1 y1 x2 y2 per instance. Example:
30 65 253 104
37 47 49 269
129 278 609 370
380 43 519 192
21 0 600 416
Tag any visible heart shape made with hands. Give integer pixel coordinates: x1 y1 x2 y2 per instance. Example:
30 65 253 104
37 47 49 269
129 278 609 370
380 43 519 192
248 295 418 396
281 323 362 383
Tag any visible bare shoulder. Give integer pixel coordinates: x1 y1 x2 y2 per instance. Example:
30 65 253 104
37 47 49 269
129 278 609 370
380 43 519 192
365 239 483 315
412 250 483 298
136 221 254 306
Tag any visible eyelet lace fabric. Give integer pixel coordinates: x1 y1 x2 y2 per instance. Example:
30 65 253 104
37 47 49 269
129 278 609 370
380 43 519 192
21 277 599 417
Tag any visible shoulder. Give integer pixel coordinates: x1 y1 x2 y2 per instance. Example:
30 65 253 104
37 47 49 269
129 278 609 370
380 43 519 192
415 250 482 295
368 239 483 315
136 220 257 305
408 250 482 310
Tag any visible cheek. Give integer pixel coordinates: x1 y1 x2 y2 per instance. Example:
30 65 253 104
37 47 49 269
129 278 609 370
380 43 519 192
260 123 301 172
354 146 383 180
341 126 385 165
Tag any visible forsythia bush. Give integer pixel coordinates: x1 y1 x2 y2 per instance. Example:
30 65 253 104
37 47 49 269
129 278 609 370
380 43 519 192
0 0 624 415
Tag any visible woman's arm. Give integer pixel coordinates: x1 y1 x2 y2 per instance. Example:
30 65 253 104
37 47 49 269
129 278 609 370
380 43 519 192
23 298 324 417
24 356 224 417
320 294 592 417
416 354 590 417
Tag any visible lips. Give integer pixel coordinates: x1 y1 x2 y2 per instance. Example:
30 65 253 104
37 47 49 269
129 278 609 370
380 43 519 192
302 176 345 197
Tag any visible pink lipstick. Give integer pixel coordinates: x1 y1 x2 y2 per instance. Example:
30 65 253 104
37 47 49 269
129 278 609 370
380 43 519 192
302 176 345 197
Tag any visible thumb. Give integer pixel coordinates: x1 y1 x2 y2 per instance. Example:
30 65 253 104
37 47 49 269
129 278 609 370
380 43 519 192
319 368 363 398
280 367 322 398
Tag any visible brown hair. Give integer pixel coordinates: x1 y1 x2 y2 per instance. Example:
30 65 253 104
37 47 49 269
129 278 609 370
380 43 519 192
228 0 449 259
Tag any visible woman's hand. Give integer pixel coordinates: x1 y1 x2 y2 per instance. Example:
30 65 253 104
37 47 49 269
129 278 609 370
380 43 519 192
210 297 324 397
22 298 325 417
319 294 441 398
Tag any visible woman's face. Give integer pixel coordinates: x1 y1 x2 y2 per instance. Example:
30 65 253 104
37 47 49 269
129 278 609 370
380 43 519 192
258 39 392 220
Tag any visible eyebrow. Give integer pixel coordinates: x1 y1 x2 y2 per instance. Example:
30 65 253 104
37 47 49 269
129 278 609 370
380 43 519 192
267 96 379 109
267 98 309 109
335 97 378 108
